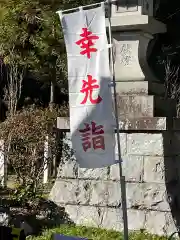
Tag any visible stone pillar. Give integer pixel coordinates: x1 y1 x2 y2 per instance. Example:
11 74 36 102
52 1 180 236
109 1 178 235
110 0 176 127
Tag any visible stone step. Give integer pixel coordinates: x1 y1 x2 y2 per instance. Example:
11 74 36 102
115 81 165 96
109 15 166 34
57 117 168 131
119 117 167 130
116 95 176 119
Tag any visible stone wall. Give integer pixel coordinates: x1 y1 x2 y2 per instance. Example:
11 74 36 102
50 129 180 236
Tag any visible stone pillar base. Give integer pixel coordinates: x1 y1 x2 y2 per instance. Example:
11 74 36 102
52 117 180 236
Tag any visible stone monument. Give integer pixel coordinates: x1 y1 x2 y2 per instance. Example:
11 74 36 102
51 0 180 236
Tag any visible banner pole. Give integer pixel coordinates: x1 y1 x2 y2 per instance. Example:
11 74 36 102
107 1 129 239
57 2 101 14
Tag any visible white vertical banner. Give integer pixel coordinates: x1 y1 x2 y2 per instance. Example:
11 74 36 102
58 3 115 168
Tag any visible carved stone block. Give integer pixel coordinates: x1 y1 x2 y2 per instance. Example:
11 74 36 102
114 0 153 16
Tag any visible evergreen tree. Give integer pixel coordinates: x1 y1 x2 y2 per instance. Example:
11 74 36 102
1 0 180 106
0 0 96 106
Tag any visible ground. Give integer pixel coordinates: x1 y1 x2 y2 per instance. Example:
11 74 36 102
4 175 176 240
27 225 175 240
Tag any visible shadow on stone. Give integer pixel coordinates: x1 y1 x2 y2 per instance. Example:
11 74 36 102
163 126 180 237
0 197 74 237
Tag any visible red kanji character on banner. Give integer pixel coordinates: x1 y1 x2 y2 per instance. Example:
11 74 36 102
76 28 99 59
80 75 102 104
79 121 105 152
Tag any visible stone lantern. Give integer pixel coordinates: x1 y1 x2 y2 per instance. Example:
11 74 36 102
109 0 175 124
114 0 153 16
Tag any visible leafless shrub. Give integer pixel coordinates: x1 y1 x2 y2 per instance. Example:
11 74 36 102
164 59 180 116
3 60 24 117
0 105 68 204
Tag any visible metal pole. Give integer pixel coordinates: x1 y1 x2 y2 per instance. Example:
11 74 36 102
107 1 129 239
57 2 102 14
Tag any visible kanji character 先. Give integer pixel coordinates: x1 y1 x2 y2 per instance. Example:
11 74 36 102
79 121 105 152
76 28 99 59
80 75 102 104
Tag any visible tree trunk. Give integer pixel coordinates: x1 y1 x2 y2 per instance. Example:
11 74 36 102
49 80 55 111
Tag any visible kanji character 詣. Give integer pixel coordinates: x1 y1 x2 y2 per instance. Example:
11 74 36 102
79 121 105 152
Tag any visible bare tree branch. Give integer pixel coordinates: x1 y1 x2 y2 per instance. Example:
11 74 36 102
164 58 180 116
3 50 24 117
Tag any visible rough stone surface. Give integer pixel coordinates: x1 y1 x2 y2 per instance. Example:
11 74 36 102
64 205 176 235
143 183 169 211
127 133 164 156
50 180 78 204
126 183 144 209
65 205 103 227
101 207 123 231
53 125 178 236
144 157 176 183
57 160 78 179
106 182 122 207
78 167 108 180
50 180 91 205
117 95 154 119
110 155 144 182
119 117 167 130
63 205 146 232
50 180 122 207
127 210 146 230
145 211 176 236
57 117 70 130
89 181 109 206
110 14 166 34
89 181 121 207
126 183 169 211
0 207 9 226
115 81 165 96
116 133 127 156
50 179 170 212
57 117 167 131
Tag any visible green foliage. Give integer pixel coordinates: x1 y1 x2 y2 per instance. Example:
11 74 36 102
27 225 170 240
11 182 42 205
0 0 96 92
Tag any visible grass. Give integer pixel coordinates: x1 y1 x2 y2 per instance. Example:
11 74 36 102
27 225 172 240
